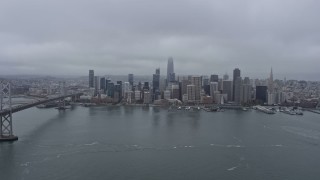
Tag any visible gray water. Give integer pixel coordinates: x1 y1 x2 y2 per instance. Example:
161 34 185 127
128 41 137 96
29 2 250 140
1 105 320 180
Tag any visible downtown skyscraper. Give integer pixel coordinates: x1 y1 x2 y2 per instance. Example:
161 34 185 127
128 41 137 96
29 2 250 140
152 68 160 100
233 68 241 101
89 70 94 88
167 57 175 84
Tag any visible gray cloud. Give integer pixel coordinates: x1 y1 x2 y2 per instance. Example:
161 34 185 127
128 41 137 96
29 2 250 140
0 0 319 80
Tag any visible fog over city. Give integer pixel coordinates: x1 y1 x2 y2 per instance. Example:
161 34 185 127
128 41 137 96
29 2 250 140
0 0 319 80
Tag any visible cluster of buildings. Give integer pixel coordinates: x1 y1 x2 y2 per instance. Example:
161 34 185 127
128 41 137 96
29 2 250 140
2 58 319 108
85 58 320 108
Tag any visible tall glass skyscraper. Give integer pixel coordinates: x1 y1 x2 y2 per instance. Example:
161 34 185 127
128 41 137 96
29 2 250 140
128 74 134 87
153 68 160 100
89 70 94 88
233 68 241 101
167 57 175 84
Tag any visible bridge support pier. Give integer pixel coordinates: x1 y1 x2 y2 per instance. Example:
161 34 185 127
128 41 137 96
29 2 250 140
0 82 18 142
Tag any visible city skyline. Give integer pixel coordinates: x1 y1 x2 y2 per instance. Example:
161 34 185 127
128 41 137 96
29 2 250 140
0 0 320 80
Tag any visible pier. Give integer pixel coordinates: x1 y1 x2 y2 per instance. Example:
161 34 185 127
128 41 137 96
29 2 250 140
254 106 275 114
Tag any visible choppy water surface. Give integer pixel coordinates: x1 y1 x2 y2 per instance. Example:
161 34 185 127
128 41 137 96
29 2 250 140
1 106 320 180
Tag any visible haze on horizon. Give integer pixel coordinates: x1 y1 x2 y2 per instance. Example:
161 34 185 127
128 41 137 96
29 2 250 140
0 0 319 80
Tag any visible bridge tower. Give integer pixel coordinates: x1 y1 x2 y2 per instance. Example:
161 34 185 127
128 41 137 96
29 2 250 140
0 82 18 141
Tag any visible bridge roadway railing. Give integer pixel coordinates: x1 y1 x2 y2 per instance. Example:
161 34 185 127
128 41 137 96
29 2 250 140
0 93 82 116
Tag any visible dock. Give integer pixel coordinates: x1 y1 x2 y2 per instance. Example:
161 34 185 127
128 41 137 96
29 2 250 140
254 106 275 114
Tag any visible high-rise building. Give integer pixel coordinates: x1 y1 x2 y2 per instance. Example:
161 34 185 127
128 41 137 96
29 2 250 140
191 76 201 103
134 90 141 101
107 82 114 97
89 70 94 88
222 80 233 102
128 74 134 87
202 76 209 87
187 84 196 102
268 68 274 93
123 82 132 102
143 91 150 104
233 68 241 101
143 82 149 91
202 76 210 95
218 79 223 91
204 84 210 96
223 73 229 80
234 76 242 104
181 79 190 96
152 68 160 100
116 81 122 102
267 68 275 105
167 57 175 84
171 84 180 99
210 74 219 82
241 77 251 104
209 82 218 97
94 76 100 95
256 86 267 104
123 82 130 94
100 77 106 94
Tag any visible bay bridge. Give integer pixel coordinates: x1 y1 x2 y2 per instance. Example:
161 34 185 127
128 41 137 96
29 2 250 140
0 81 82 142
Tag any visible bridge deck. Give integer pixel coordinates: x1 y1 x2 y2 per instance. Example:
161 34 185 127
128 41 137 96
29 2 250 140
0 93 82 116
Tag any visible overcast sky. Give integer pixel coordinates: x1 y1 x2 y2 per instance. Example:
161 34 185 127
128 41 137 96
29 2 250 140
0 0 319 80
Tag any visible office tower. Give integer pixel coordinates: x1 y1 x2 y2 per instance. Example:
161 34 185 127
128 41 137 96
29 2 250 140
243 77 250 84
268 68 274 93
204 84 210 96
89 70 94 88
126 90 133 104
209 82 218 97
202 76 209 87
107 82 114 97
94 76 100 95
143 82 149 91
191 76 201 102
167 57 175 84
171 84 180 99
223 73 229 80
128 74 134 87
152 68 160 100
187 84 196 102
100 77 106 94
134 90 141 101
156 68 160 75
267 68 275 105
181 79 190 97
106 79 110 93
218 79 223 91
222 80 232 102
233 68 241 101
123 82 131 102
210 74 219 82
159 78 166 92
256 86 268 103
267 92 275 105
116 81 122 101
124 82 130 94
143 91 150 104
137 82 142 91
241 77 251 104
234 76 242 104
